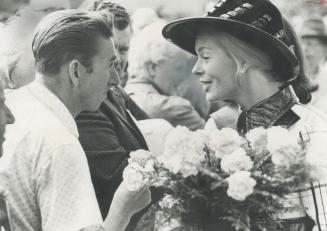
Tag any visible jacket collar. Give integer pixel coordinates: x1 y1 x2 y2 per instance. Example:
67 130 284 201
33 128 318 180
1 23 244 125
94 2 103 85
237 86 300 135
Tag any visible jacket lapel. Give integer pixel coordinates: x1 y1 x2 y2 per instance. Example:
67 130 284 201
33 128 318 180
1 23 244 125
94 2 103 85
101 99 148 149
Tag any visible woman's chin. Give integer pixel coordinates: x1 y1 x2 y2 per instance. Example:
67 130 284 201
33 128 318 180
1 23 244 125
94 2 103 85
206 94 222 103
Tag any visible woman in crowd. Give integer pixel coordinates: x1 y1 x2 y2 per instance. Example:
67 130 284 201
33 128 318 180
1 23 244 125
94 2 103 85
163 0 327 230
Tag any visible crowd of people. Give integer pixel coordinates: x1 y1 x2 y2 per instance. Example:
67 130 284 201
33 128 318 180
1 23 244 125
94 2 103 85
0 0 327 230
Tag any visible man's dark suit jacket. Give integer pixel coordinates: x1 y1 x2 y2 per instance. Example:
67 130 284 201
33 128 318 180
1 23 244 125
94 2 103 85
76 87 149 219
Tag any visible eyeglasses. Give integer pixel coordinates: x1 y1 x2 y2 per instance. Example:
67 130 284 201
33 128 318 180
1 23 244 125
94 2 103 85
0 192 13 231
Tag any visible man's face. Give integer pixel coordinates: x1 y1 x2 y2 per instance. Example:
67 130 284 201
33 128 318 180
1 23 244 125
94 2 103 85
113 26 132 83
0 83 14 157
81 36 118 111
302 37 327 76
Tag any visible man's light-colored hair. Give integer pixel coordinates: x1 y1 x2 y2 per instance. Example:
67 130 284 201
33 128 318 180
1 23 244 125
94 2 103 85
128 20 190 79
0 7 46 88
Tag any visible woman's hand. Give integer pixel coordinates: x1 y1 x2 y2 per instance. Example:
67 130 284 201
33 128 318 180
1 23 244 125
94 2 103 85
104 182 151 231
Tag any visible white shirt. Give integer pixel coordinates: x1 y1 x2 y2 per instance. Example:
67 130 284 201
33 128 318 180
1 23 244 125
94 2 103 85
0 81 104 231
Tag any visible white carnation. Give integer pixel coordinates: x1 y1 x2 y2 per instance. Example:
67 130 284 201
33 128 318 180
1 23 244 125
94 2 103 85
266 127 301 167
208 128 244 159
221 148 253 174
159 195 182 210
227 171 256 201
123 164 148 191
123 149 156 191
158 126 207 177
246 127 268 154
129 149 154 165
267 127 299 153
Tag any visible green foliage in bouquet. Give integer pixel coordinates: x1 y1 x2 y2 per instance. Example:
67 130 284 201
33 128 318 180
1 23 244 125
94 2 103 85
123 126 322 231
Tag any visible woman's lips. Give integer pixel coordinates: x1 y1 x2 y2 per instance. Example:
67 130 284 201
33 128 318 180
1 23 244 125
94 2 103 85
200 80 212 91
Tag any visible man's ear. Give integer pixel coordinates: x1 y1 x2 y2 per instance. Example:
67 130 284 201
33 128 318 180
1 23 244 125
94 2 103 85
146 63 156 78
68 60 85 87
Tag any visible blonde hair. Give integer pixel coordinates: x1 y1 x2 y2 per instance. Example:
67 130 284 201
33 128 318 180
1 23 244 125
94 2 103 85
204 27 275 85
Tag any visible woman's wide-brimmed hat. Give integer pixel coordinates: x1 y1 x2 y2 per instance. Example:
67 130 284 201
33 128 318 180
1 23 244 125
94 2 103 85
162 0 299 82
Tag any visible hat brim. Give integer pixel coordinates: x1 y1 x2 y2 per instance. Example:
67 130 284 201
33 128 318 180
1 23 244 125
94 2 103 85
162 17 299 82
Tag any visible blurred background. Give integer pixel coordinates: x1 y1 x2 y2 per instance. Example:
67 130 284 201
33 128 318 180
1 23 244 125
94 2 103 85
2 0 326 34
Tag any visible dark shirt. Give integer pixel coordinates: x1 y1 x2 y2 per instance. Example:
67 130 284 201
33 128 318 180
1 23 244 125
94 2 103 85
76 87 149 218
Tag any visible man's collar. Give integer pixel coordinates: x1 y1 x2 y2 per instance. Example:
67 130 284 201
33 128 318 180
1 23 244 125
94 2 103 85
26 81 79 137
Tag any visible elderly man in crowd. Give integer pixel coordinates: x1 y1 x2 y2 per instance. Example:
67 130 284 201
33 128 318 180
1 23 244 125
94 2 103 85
301 17 327 113
0 9 150 231
0 0 28 21
125 20 206 130
0 7 48 89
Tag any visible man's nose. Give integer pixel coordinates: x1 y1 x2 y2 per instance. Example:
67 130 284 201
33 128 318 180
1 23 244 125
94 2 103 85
109 67 120 86
114 55 122 73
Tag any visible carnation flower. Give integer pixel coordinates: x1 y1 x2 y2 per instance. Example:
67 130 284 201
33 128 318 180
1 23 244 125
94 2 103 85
266 127 301 167
208 128 244 159
221 148 253 174
129 149 154 165
123 164 148 191
158 126 207 177
156 195 184 230
159 195 182 210
227 171 256 201
246 127 268 154
266 127 299 153
123 150 156 191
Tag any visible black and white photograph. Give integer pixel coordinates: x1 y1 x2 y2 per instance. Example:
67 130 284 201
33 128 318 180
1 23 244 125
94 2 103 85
1 0 327 230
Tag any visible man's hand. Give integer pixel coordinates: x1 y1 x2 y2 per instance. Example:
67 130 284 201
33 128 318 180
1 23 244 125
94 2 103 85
112 182 151 216
104 182 151 231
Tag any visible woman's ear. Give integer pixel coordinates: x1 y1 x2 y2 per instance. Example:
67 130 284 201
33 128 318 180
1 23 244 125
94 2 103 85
68 60 83 87
239 62 249 75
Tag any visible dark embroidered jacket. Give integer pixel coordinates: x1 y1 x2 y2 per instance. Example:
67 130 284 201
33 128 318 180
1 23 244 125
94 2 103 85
237 87 318 231
237 87 300 135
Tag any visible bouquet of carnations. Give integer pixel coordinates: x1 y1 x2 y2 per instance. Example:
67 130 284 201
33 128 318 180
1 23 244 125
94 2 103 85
123 126 327 231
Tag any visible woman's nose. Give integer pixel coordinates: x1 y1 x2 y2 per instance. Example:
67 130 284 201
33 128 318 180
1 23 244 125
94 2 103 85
192 59 204 76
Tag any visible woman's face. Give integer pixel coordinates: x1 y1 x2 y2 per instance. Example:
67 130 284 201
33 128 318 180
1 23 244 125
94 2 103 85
192 29 238 103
